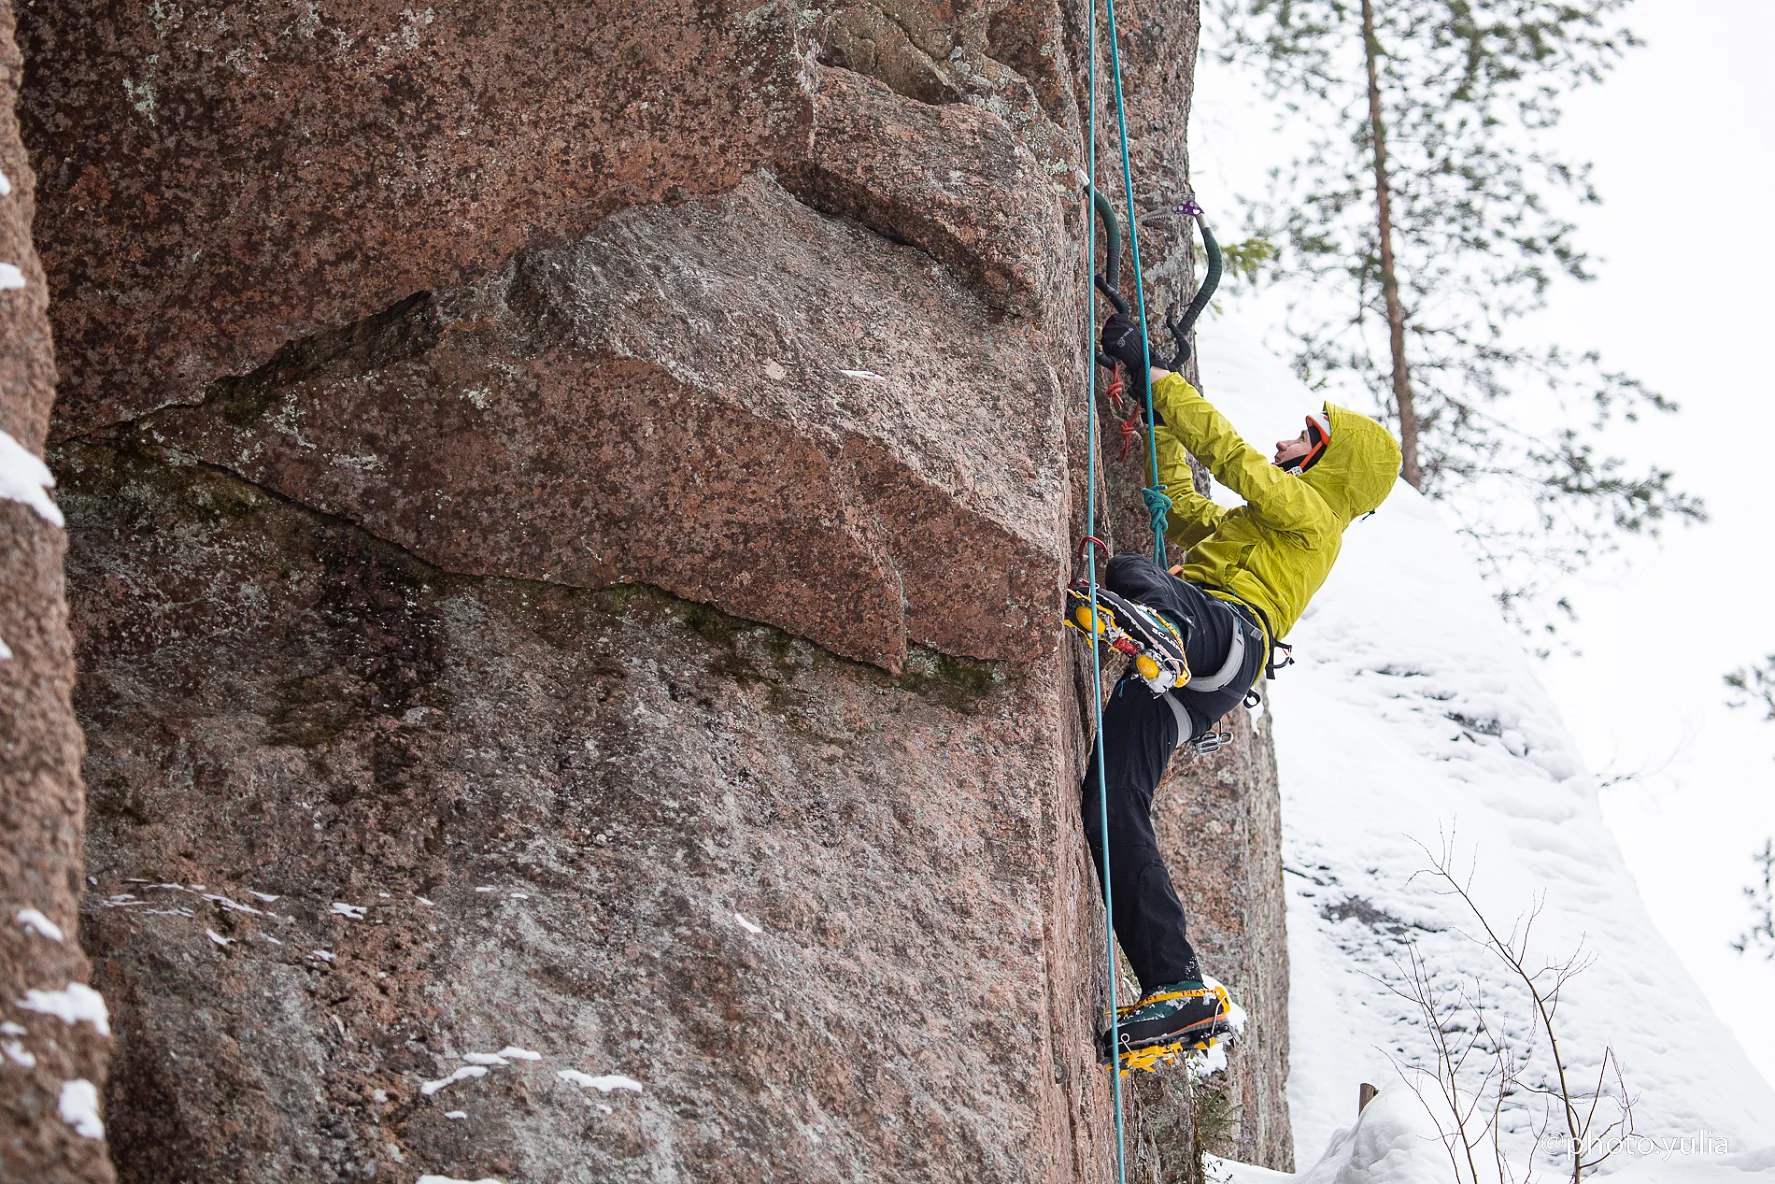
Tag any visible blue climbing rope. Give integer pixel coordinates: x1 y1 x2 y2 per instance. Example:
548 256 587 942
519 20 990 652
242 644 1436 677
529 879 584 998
1103 0 1169 569
1083 5 1129 1184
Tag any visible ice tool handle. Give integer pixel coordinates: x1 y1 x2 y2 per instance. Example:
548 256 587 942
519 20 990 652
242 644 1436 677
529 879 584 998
1090 186 1125 373
1165 200 1222 369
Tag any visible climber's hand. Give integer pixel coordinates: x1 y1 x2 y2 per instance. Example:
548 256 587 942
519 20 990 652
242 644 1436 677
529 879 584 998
1100 312 1148 374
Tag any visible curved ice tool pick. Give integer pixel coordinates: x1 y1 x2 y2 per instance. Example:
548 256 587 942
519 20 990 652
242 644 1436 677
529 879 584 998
1089 191 1223 378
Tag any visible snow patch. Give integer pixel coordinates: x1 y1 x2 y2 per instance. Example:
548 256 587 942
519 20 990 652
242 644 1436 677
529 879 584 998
444 1110 467 1120
416 1176 502 1184
420 1066 487 1096
205 929 234 947
556 1070 643 1093
58 1079 104 1139
17 983 110 1036
733 912 763 935
1212 1088 1443 1184
837 368 888 382
330 902 365 920
16 908 64 942
0 263 23 290
461 1052 508 1066
0 170 12 196
497 1046 541 1061
0 430 64 526
3 1039 35 1067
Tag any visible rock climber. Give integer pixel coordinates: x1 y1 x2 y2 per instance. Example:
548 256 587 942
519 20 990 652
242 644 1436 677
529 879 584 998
1067 310 1403 1073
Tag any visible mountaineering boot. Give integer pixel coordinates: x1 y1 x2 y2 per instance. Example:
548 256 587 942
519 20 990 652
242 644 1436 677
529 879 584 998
1097 979 1236 1075
1063 584 1190 693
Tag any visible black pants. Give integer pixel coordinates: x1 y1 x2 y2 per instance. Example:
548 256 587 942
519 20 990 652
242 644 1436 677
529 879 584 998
1079 555 1265 992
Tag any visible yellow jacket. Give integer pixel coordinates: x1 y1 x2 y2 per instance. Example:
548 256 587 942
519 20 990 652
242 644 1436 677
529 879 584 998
1150 373 1403 643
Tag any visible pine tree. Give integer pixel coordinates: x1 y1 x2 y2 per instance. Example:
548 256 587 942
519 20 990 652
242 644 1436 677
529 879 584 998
1211 0 1703 631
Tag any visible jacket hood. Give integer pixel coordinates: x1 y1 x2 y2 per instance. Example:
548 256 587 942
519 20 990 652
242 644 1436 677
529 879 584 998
1299 403 1402 522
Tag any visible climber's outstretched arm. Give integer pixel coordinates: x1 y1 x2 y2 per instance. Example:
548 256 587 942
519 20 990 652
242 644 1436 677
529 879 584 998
1150 372 1326 537
1152 423 1222 551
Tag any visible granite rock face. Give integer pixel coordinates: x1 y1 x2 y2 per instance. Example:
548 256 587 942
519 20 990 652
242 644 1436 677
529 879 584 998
17 0 1291 1179
61 437 1100 1183
147 173 1069 673
0 4 114 1179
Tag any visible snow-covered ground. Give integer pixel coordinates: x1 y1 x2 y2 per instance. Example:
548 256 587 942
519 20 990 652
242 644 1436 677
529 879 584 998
1192 319 1775 1181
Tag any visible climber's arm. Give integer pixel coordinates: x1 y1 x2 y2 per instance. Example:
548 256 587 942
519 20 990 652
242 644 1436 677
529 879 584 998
1152 422 1223 551
1150 371 1323 535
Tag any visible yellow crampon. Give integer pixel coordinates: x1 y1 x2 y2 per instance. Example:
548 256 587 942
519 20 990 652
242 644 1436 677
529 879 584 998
1068 599 1118 638
1110 980 1233 1076
1064 588 1191 693
1118 1031 1224 1076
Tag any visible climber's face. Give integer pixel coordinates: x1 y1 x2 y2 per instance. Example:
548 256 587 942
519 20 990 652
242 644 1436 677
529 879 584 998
1274 423 1313 466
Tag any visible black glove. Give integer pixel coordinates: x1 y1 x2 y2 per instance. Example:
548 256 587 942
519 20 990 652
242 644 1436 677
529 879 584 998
1100 313 1167 426
1100 312 1148 374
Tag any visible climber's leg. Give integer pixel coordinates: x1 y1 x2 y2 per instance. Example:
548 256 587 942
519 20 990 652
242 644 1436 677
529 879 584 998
1102 552 1238 678
1080 673 1201 992
1080 667 1240 1071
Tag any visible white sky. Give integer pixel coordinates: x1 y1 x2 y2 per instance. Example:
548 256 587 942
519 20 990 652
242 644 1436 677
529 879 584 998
1190 0 1775 1092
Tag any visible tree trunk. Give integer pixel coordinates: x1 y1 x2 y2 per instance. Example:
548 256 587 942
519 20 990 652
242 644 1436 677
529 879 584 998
1360 0 1423 489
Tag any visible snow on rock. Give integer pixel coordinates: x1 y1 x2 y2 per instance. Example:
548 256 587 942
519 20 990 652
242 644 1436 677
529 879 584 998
3 1039 35 1067
0 263 23 290
16 908 65 942
556 1070 643 1093
16 982 110 1036
1196 317 1775 1176
1215 1088 1444 1184
330 901 365 919
58 1079 105 1139
416 1176 502 1184
461 1052 509 1066
0 429 64 527
733 912 763 935
420 1066 487 1096
495 1046 541 1061
203 893 263 915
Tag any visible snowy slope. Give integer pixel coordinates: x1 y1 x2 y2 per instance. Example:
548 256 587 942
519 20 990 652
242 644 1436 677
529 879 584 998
1191 317 1775 1180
